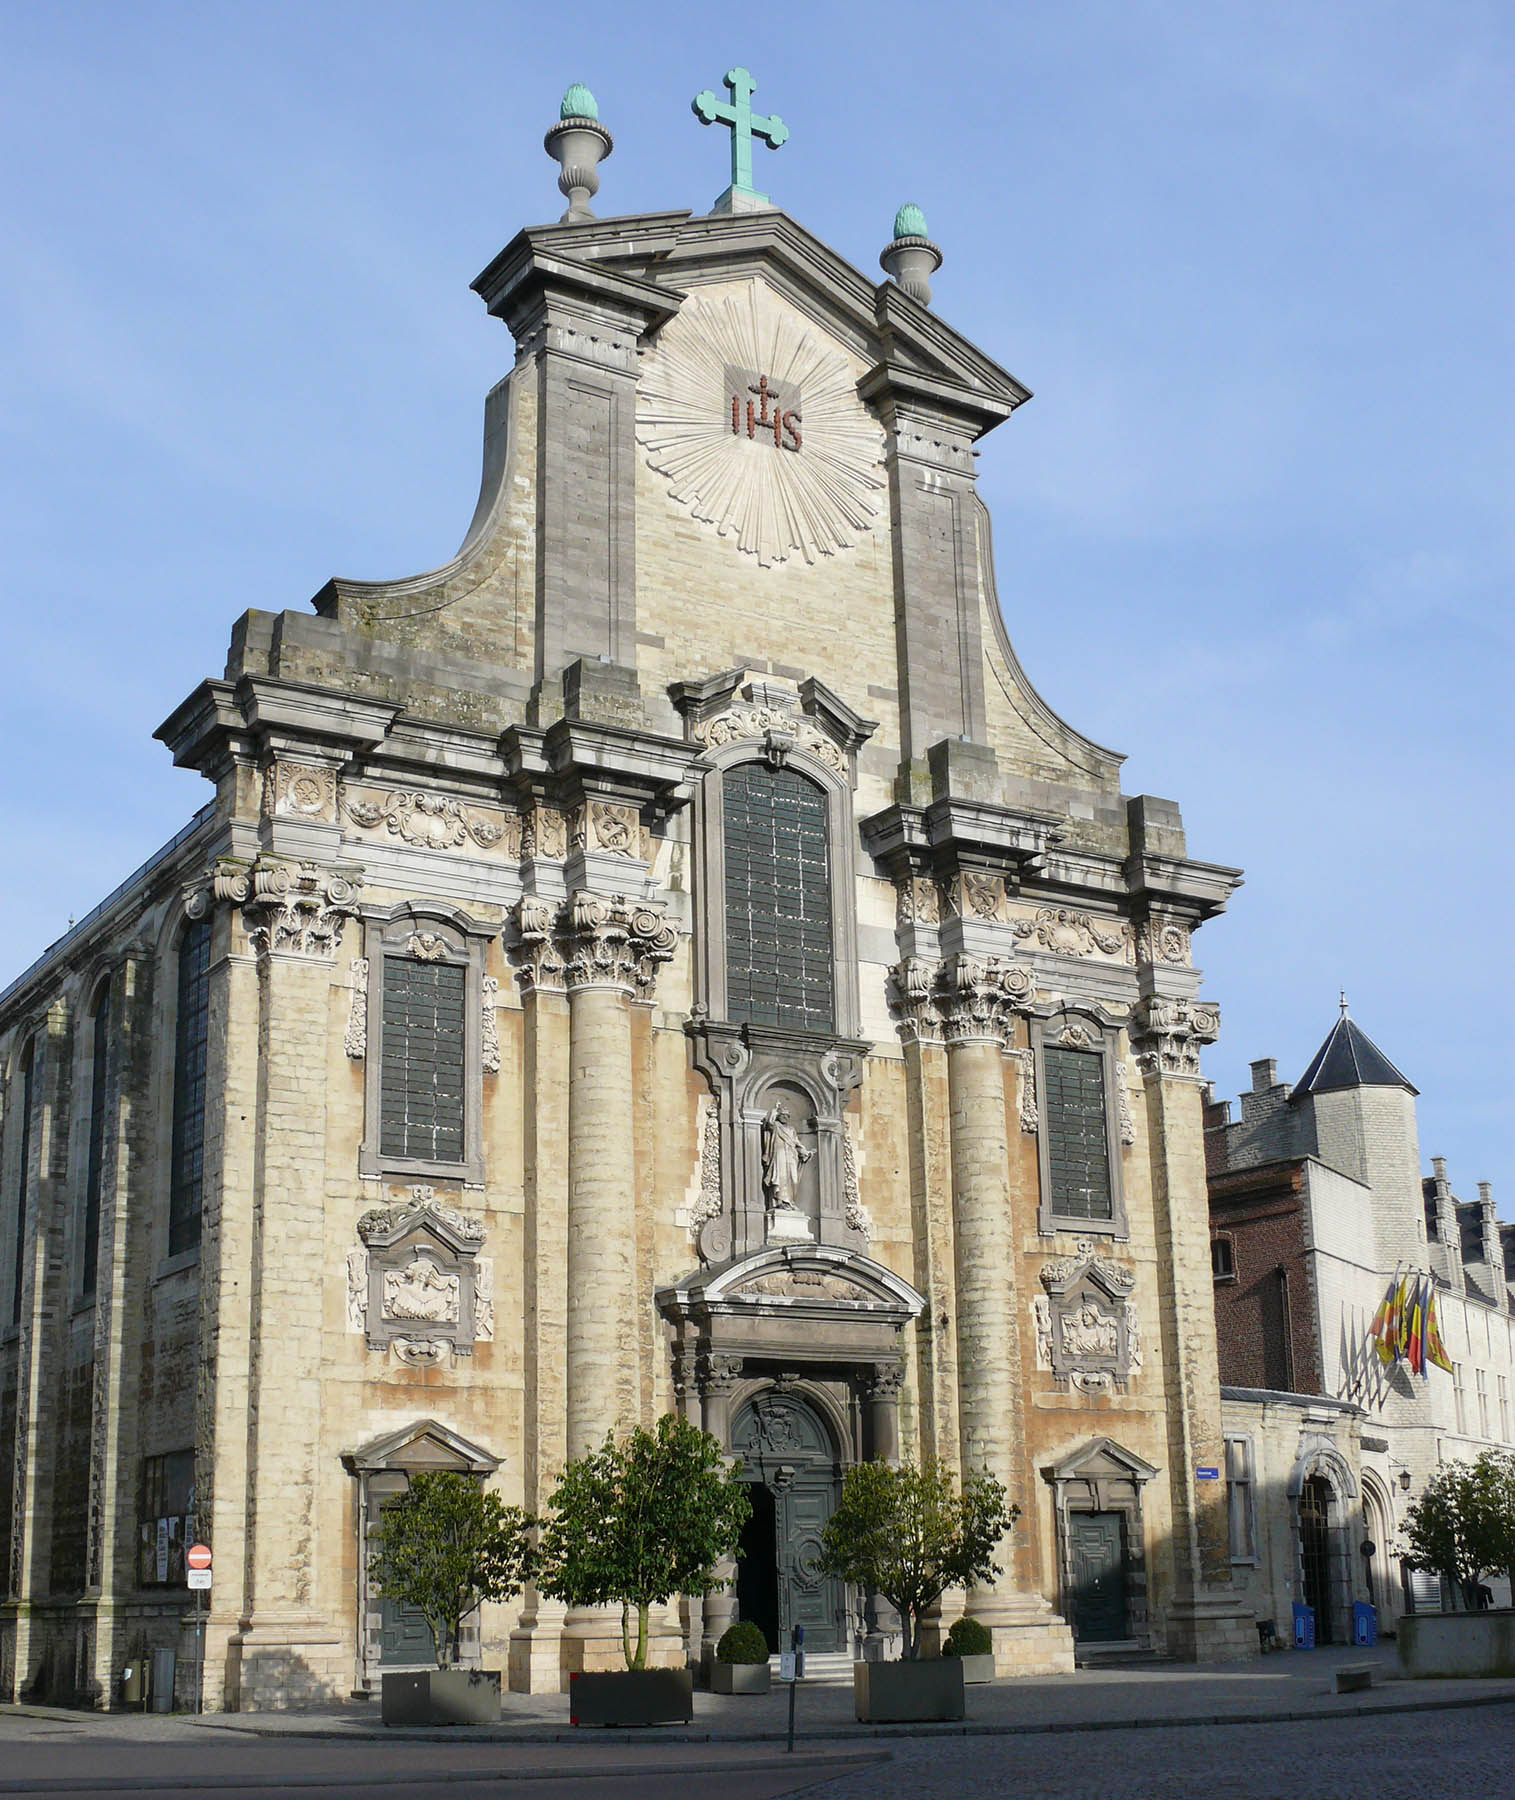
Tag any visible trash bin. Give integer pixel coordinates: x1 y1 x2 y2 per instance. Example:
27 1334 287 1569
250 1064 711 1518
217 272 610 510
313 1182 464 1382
120 1663 146 1707
1292 1602 1316 1649
150 1646 177 1713
1353 1602 1378 1647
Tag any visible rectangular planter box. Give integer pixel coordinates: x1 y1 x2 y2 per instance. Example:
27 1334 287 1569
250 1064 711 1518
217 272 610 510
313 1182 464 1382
1399 1610 1515 1678
854 1657 965 1723
949 1653 995 1685
710 1660 772 1694
381 1667 501 1726
570 1667 695 1727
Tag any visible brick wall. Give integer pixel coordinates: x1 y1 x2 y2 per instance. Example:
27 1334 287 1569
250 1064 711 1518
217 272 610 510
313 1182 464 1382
1209 1163 1321 1394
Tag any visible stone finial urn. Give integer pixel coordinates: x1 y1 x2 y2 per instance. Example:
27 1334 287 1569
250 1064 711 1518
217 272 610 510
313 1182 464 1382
880 203 943 307
544 83 613 222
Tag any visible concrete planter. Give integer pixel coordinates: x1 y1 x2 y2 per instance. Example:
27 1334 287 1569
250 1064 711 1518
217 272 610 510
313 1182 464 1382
946 1652 996 1685
570 1667 694 1726
854 1657 965 1722
381 1667 501 1726
1399 1609 1515 1678
710 1659 772 1694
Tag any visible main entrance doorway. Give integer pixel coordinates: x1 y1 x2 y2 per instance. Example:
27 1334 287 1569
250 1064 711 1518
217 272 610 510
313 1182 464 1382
1068 1512 1129 1642
731 1391 846 1654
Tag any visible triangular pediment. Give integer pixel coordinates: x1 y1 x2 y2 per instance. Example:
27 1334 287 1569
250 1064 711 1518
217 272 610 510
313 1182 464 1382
344 1418 499 1476
1045 1436 1159 1486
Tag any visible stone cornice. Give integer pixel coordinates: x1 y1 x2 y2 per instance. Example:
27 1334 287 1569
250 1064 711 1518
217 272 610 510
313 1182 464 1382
157 676 401 781
860 799 1062 883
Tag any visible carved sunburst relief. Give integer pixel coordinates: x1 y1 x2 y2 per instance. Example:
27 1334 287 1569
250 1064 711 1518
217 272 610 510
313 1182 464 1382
636 283 886 567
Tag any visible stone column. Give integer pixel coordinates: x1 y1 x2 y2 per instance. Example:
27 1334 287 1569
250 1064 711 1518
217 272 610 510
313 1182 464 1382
938 956 1074 1675
867 1363 903 1465
890 955 961 1475
507 895 571 1694
698 1354 744 1657
1132 994 1255 1661
558 893 675 1673
221 860 361 1708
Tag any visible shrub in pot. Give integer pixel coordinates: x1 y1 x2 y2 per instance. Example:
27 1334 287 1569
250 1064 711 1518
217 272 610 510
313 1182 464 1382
942 1616 996 1685
711 1621 772 1694
373 1471 535 1726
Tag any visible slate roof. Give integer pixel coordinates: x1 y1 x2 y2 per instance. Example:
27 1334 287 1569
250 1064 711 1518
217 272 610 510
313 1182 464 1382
1293 1014 1418 1098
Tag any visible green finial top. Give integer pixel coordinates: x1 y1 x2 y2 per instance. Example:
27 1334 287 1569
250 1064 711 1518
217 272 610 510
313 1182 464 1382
893 203 928 241
561 83 599 121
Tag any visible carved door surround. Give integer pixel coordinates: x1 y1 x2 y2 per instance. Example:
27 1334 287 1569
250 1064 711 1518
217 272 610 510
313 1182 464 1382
343 1419 500 1692
1043 1438 1158 1650
687 1018 869 1262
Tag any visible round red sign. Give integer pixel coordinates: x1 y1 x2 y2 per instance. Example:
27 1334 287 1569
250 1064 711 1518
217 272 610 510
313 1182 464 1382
186 1544 212 1571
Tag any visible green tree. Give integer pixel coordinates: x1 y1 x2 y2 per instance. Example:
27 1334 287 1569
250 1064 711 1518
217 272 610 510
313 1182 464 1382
540 1414 751 1671
1402 1450 1515 1609
819 1459 1018 1660
370 1471 537 1668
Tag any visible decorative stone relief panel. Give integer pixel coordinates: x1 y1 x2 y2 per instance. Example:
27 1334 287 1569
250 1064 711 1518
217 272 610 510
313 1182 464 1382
346 1188 489 1366
1033 1242 1142 1393
521 806 569 860
480 975 502 1074
1011 907 1131 961
345 957 369 1058
340 786 518 855
691 704 846 773
635 281 886 567
264 762 338 821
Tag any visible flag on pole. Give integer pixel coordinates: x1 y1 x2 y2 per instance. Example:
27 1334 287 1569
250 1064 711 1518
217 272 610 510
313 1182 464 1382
1425 1279 1454 1373
1368 1275 1399 1365
1405 1274 1426 1377
1394 1269 1415 1362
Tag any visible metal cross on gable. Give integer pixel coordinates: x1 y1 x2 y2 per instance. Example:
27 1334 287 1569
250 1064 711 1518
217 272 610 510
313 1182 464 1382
692 66 789 211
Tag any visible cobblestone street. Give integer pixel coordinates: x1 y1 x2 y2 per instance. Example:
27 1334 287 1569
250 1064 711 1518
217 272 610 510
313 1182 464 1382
804 1705 1515 1800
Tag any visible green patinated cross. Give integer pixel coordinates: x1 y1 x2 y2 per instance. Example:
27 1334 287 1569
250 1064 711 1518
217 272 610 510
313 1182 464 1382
692 66 788 206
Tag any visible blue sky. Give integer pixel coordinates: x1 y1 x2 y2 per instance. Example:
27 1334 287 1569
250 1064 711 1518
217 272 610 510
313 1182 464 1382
1 3 1509 1200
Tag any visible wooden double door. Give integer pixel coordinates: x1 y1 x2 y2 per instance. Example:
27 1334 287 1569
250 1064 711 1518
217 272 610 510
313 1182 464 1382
732 1392 846 1653
1068 1510 1129 1642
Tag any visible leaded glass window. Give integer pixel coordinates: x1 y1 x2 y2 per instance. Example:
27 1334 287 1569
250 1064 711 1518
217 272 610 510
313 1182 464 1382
1043 1045 1113 1222
81 986 111 1297
168 918 211 1257
10 1041 34 1326
723 763 834 1033
380 957 466 1164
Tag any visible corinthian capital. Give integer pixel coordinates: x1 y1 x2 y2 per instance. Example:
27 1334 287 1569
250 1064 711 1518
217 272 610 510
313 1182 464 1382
509 894 566 996
890 953 1036 1047
558 891 678 998
197 855 361 958
1130 993 1220 1080
887 956 943 1044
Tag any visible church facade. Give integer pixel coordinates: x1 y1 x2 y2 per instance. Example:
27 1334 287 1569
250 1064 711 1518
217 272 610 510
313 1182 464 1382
0 80 1255 1709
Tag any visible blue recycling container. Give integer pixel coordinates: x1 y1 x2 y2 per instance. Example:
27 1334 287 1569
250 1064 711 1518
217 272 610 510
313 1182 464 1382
1353 1602 1378 1647
1292 1602 1316 1649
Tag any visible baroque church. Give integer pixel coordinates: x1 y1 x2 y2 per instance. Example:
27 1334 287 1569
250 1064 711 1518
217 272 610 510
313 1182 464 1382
0 74 1257 1708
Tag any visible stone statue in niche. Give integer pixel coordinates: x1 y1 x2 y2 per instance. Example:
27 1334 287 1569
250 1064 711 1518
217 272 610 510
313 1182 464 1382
762 1103 811 1213
762 1102 815 1243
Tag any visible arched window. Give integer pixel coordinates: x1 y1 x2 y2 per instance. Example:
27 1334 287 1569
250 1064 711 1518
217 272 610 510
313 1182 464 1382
168 918 212 1257
80 982 112 1298
722 762 834 1034
10 1039 35 1326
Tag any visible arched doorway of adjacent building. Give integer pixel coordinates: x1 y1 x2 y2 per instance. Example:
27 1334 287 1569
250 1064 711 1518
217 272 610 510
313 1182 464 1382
1299 1475 1336 1643
731 1389 846 1654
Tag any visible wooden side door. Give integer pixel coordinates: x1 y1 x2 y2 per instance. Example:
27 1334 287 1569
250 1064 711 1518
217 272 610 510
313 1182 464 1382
1069 1511 1128 1642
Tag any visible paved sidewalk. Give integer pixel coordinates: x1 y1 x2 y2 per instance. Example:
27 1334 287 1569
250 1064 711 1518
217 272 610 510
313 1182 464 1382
9 1644 1513 1748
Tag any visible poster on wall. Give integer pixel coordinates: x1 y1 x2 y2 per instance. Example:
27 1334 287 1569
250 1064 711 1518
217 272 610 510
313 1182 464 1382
156 1519 169 1584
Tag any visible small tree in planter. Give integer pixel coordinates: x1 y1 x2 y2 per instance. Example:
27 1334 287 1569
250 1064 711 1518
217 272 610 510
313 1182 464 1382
820 1458 1017 1660
1402 1450 1515 1610
372 1470 536 1723
542 1413 750 1663
942 1616 996 1684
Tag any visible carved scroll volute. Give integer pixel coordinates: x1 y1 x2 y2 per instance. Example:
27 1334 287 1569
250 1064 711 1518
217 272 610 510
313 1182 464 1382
1130 994 1220 1080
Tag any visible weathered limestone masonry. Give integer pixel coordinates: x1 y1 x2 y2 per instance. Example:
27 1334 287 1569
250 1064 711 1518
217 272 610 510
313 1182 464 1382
0 80 1257 1707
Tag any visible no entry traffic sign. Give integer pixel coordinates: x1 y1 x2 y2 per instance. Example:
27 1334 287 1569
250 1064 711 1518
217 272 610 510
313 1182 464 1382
187 1543 212 1571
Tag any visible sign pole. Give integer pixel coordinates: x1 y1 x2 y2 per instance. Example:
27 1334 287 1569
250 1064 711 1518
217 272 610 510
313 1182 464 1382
194 1586 204 1715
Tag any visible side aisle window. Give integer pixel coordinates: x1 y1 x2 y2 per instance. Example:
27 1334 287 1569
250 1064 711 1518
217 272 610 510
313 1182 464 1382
168 918 212 1257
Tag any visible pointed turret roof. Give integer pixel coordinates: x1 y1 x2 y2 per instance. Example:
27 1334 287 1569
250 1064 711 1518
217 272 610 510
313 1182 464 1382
1293 1001 1418 1098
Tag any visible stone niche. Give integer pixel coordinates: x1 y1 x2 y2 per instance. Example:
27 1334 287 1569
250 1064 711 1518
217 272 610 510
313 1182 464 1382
1033 1242 1141 1394
686 1019 869 1264
347 1190 491 1368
